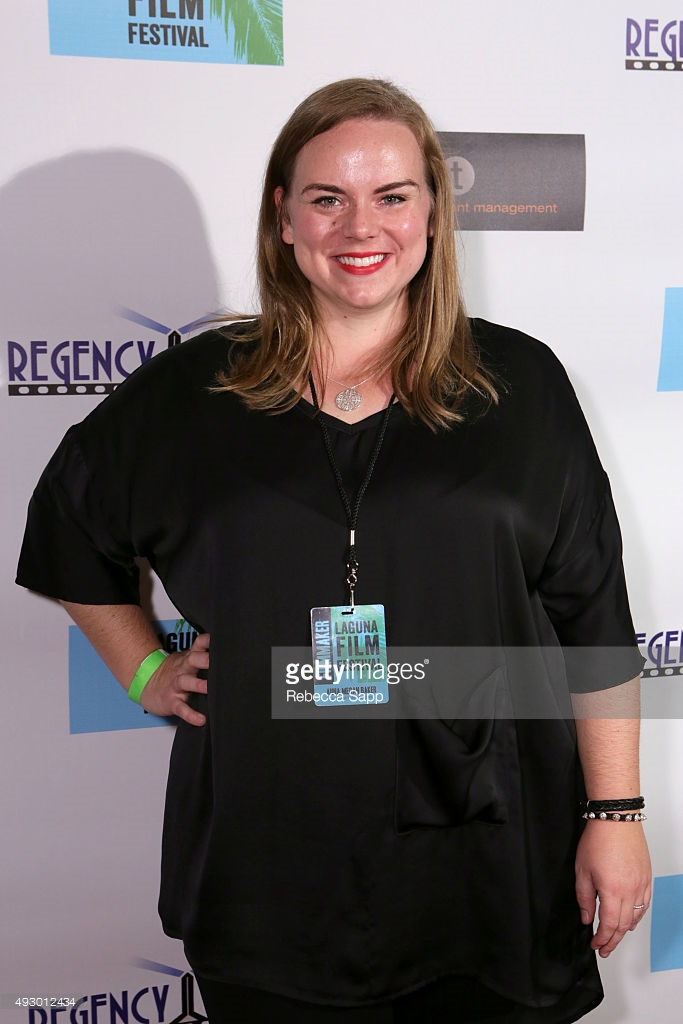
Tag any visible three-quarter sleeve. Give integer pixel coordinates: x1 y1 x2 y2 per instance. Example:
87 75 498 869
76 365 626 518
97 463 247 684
16 424 140 604
536 414 644 691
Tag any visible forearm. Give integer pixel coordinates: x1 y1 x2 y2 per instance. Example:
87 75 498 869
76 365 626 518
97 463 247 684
61 600 209 725
571 676 651 956
571 676 641 799
61 601 161 693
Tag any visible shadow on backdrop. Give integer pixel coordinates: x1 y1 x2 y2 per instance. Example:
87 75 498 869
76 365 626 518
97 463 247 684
0 148 220 337
0 148 222 611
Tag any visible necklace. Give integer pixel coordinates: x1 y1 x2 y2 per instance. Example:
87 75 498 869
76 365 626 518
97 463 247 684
309 373 394 609
327 371 380 412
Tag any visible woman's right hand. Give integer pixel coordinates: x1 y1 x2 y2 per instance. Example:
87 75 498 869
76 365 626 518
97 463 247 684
139 633 210 726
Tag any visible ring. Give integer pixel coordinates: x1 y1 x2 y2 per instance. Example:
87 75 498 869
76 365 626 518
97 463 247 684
633 904 647 910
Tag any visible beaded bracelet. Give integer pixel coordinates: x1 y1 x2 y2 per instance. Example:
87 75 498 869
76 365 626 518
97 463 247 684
128 649 168 705
582 811 647 822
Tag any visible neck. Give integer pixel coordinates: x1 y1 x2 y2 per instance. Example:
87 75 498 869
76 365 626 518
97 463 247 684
304 299 405 421
313 294 407 376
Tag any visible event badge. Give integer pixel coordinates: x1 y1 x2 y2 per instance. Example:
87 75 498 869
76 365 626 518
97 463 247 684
310 604 389 706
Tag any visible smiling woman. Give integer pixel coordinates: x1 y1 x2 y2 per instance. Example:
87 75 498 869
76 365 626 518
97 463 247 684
17 78 649 1024
214 77 497 428
274 119 433 341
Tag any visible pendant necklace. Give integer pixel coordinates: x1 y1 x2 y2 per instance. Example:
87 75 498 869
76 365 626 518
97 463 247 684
308 373 394 707
309 373 394 611
328 371 381 412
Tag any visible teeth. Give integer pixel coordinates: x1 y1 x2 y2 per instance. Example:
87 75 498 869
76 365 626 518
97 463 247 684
337 254 387 267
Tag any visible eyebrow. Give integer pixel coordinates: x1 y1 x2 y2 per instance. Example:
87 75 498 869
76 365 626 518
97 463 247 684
300 179 421 196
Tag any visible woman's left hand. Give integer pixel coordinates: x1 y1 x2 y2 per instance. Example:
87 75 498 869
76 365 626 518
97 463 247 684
575 820 652 957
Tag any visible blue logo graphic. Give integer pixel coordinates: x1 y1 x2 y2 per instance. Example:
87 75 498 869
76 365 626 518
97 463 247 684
69 619 198 734
651 874 683 971
48 1 284 66
117 307 206 350
6 308 206 396
20 960 207 1023
657 288 683 391
131 960 207 1023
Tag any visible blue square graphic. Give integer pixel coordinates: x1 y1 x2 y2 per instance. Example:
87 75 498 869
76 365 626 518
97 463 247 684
68 619 184 733
651 874 683 972
657 288 683 391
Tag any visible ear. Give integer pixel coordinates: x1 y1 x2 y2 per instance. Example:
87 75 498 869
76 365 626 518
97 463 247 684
274 186 294 244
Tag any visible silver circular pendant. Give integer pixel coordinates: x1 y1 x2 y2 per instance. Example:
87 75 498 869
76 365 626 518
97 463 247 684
335 388 362 412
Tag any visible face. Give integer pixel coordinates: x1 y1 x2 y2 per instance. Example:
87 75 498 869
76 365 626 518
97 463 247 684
275 118 433 324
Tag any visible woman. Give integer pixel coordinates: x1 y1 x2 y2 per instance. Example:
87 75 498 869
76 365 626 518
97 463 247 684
17 79 650 1023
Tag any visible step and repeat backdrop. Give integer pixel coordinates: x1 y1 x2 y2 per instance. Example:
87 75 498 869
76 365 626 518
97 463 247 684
1 2 681 1021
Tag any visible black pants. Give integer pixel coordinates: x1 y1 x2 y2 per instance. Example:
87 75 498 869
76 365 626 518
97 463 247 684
196 975 518 1023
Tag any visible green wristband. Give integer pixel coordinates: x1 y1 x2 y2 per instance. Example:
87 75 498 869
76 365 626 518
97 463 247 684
128 649 168 705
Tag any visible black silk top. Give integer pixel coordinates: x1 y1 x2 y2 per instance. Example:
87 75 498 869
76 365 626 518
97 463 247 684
17 320 643 1020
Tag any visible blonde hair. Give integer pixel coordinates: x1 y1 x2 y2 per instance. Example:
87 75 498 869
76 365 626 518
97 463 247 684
215 78 497 429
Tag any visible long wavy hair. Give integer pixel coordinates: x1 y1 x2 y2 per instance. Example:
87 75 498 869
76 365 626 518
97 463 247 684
214 78 497 429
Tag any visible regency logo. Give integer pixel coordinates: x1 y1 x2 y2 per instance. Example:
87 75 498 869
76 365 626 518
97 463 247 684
13 960 206 1024
5 309 205 396
638 629 683 678
625 17 683 70
638 629 683 720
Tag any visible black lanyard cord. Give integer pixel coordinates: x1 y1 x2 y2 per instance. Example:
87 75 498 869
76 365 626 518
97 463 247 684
308 373 395 608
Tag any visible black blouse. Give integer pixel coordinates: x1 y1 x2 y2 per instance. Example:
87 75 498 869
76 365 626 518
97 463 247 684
17 319 643 1021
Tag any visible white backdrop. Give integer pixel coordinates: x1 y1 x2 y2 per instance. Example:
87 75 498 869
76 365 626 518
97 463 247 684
2 2 682 1021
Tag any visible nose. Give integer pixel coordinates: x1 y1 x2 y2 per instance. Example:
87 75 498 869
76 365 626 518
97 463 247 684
342 200 379 240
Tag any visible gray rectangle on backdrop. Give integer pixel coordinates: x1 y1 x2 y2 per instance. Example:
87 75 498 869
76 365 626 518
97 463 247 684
437 132 586 231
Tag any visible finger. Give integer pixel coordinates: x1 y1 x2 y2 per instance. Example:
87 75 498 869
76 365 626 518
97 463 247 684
185 636 210 670
176 670 208 695
575 880 597 926
172 696 206 728
591 895 620 952
629 898 650 930
187 649 210 673
173 664 208 726
629 875 652 929
141 683 207 726
592 898 632 957
576 898 596 925
645 880 653 908
191 632 210 651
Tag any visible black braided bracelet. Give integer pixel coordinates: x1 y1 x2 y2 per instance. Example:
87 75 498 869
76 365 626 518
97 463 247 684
583 796 645 812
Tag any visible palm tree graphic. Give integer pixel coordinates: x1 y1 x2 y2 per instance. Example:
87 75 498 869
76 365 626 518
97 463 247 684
210 0 283 65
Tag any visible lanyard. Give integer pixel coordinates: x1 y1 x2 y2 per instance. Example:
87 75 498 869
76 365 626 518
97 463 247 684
308 374 394 610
